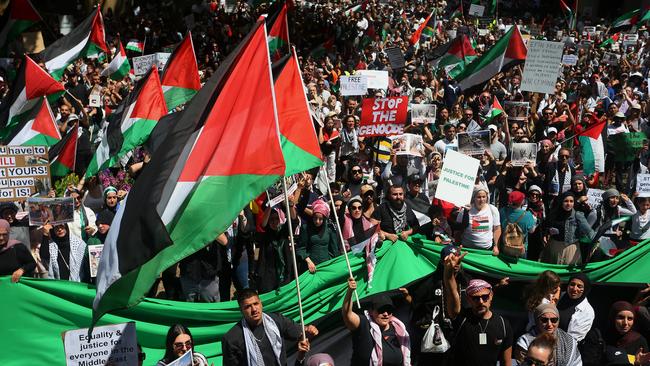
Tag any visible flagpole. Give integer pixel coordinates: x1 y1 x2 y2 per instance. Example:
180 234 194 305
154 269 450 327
323 173 361 308
281 176 307 340
142 35 146 56
573 0 579 31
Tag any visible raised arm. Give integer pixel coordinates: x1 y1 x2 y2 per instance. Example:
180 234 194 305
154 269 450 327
342 278 361 331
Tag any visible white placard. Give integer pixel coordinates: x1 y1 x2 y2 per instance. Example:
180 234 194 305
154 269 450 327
562 54 578 66
168 350 193 366
88 93 102 108
521 40 565 95
586 188 604 208
63 322 137 366
478 28 488 36
468 4 485 16
623 33 638 46
434 149 480 207
355 70 389 89
340 75 368 96
132 54 155 76
583 26 596 36
636 174 650 197
155 52 171 71
410 104 437 124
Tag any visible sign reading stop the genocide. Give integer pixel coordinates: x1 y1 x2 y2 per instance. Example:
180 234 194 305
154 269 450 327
359 96 408 137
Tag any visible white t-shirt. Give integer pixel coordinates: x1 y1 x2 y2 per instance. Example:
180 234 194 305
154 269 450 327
458 204 500 249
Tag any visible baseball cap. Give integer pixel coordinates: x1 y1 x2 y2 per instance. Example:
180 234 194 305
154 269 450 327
408 174 423 184
545 127 558 136
371 294 395 312
488 124 498 132
360 184 374 196
508 191 526 205
614 111 626 118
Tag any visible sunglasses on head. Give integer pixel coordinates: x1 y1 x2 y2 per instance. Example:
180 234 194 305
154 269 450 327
538 316 559 324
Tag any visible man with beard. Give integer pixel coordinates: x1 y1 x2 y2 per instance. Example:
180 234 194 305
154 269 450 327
371 185 419 242
445 254 513 366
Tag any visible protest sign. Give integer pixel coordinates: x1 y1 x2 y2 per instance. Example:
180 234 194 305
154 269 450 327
340 75 368 96
410 104 437 124
583 26 596 36
503 101 529 122
586 188 604 208
266 175 298 208
391 134 425 157
447 29 457 40
0 145 51 202
132 54 155 75
478 28 489 36
457 130 490 156
359 96 408 137
468 4 485 16
636 174 650 197
88 244 103 278
88 92 102 108
521 40 564 94
562 54 578 66
355 70 389 89
63 322 137 366
623 34 638 46
602 52 620 65
510 143 538 166
385 47 406 69
27 197 74 226
154 52 171 71
435 149 480 207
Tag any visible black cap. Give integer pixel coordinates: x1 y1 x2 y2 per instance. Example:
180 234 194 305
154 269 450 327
371 294 394 312
408 174 423 184
605 347 631 365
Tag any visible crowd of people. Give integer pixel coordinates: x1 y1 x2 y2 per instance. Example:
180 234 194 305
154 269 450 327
2 0 650 364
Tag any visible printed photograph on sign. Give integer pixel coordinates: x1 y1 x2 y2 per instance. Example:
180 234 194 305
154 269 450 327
410 104 437 124
603 52 620 65
510 143 538 166
457 130 490 156
503 101 530 122
27 197 74 226
266 175 298 208
88 244 104 278
391 134 425 156
384 47 406 69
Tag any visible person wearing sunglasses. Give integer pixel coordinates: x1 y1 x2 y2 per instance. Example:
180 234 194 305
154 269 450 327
543 148 576 199
514 304 582 366
342 196 374 251
156 324 208 366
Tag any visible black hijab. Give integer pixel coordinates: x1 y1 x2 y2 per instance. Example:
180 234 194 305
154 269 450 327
557 273 592 331
50 223 71 280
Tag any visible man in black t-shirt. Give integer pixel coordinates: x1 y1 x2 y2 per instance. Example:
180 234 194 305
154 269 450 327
371 185 419 242
444 253 513 366
342 278 411 366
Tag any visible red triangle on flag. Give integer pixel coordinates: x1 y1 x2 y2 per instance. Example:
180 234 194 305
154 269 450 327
24 55 65 100
89 8 108 53
130 67 168 121
161 32 201 91
11 0 41 21
579 115 606 139
32 98 61 140
505 26 527 60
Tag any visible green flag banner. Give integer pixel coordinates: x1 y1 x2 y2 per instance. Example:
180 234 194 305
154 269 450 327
608 132 647 162
1 236 649 364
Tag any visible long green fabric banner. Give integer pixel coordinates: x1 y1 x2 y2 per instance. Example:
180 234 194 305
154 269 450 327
1 237 649 365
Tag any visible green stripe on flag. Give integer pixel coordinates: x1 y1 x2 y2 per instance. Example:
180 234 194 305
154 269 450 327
164 87 198 111
579 135 595 175
281 135 324 176
23 134 59 147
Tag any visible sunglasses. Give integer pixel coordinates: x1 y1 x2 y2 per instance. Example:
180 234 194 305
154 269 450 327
560 155 570 159
376 307 393 315
173 341 192 349
469 294 490 302
538 317 559 324
350 205 362 211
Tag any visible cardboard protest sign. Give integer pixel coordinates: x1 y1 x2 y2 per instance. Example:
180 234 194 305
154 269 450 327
510 143 538 166
340 75 368 96
562 54 578 66
359 96 408 137
391 134 425 157
410 104 437 124
603 52 620 65
457 130 490 157
355 70 389 89
521 40 564 94
27 197 74 226
468 4 485 16
503 101 529 122
0 145 51 202
63 322 137 366
435 149 480 207
266 175 298 208
636 174 650 197
586 188 604 208
88 244 103 278
385 47 406 69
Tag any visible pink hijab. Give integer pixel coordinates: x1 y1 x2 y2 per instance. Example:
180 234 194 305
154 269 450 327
0 219 21 253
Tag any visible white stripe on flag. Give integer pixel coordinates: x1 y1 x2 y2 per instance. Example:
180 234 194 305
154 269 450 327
413 209 432 226
7 119 38 145
45 32 91 74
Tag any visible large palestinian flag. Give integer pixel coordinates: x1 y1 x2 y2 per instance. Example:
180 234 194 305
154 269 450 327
455 25 527 91
0 55 64 141
273 49 323 175
161 32 201 111
49 123 78 177
39 8 108 80
92 21 285 324
3 96 60 146
85 67 167 178
436 34 477 78
266 3 290 61
101 41 130 81
0 0 41 52
612 8 641 29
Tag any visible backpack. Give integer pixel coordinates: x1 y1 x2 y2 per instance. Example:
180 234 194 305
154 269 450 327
501 210 526 258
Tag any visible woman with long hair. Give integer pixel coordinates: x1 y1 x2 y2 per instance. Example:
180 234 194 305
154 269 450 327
524 270 562 332
156 324 208 366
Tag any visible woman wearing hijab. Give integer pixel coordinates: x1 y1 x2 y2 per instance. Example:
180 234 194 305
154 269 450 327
297 199 340 274
40 223 88 282
594 188 637 250
605 301 649 364
342 196 374 250
570 175 597 226
102 186 119 214
255 203 297 294
556 273 595 343
514 303 582 366
0 219 35 282
541 191 595 265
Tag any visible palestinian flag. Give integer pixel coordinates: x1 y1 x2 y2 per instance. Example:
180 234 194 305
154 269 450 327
455 25 527 91
85 67 167 178
484 96 505 123
612 8 640 29
274 49 323 176
39 8 107 80
0 0 41 52
450 4 463 20
578 117 606 175
101 41 130 81
599 32 620 48
405 194 432 226
0 55 64 141
639 7 650 24
310 37 335 59
409 10 436 46
266 3 290 61
436 35 477 78
92 21 285 324
349 224 379 288
48 123 78 177
126 39 144 53
161 32 201 111
560 0 576 30
3 97 60 146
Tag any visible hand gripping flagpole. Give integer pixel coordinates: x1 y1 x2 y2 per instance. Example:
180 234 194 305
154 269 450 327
282 176 307 340
323 173 361 308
